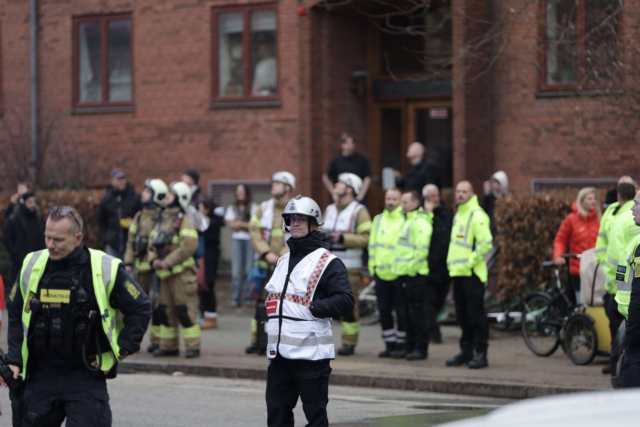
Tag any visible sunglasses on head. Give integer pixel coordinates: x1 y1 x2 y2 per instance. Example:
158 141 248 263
49 206 81 229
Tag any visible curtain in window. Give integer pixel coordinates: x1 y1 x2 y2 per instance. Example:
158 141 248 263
78 22 102 103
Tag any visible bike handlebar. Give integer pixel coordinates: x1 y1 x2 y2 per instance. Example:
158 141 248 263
542 254 581 269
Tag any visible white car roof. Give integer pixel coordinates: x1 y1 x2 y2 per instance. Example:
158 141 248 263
442 390 640 427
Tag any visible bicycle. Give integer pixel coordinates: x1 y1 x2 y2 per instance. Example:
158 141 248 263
358 275 380 326
521 253 599 365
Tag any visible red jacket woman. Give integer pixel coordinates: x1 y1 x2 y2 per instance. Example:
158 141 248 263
553 188 600 303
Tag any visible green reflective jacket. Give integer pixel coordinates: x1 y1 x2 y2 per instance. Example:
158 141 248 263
604 201 640 294
615 234 640 319
368 206 404 281
392 208 433 278
446 195 493 283
596 202 620 266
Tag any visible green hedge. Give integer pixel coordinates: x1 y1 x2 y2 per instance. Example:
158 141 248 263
493 190 600 301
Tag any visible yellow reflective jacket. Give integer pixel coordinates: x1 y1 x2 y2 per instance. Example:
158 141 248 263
368 206 404 281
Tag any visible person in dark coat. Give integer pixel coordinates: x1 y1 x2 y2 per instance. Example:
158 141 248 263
3 191 46 285
197 196 225 330
423 184 453 343
3 182 31 220
395 142 435 194
98 169 142 260
481 171 510 236
182 169 202 208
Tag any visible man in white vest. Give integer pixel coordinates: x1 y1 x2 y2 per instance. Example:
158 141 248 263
323 173 372 356
265 195 354 427
246 172 295 355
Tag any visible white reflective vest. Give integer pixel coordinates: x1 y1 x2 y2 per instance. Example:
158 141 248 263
259 199 290 244
265 248 337 360
323 201 364 269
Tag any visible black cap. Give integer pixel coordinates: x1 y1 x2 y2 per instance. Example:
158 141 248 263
110 169 126 179
185 169 200 184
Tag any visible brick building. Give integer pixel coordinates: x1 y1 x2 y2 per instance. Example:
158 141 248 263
0 0 635 216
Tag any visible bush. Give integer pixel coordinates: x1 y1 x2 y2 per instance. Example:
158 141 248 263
0 190 106 280
493 190 597 301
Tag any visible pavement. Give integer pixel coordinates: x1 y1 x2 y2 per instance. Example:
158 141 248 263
121 279 612 400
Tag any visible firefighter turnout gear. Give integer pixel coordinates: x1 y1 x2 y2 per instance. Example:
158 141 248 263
248 197 291 352
324 200 372 351
125 207 162 349
148 207 200 355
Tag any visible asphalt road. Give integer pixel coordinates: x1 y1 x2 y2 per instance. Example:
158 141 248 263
0 373 509 427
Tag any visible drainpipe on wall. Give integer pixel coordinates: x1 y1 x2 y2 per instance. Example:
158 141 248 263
30 0 38 166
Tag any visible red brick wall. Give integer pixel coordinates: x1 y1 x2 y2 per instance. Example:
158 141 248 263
0 0 312 194
474 0 639 194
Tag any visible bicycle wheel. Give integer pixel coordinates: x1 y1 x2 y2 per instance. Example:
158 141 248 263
521 292 561 357
564 313 598 365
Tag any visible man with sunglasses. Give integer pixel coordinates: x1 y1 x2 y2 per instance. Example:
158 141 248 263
265 195 354 427
3 206 151 427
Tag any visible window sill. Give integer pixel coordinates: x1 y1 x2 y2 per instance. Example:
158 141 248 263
72 106 136 115
535 88 623 99
210 100 282 110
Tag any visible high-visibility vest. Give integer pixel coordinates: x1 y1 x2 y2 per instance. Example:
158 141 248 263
446 195 493 283
392 208 433 278
596 202 620 266
324 201 365 269
368 206 404 281
19 249 122 378
265 248 337 360
604 201 640 294
615 234 640 319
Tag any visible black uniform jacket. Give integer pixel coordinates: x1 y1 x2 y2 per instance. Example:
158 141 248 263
284 231 355 320
427 203 453 283
6 244 152 372
98 183 142 251
626 245 640 364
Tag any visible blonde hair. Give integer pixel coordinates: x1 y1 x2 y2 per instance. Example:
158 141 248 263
576 187 601 219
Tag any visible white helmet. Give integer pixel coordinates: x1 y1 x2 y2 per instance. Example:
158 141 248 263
272 171 296 190
144 179 169 207
169 181 192 210
282 195 324 227
338 173 363 196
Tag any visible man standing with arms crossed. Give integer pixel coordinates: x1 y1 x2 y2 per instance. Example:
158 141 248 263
445 181 493 369
323 173 372 356
245 172 296 355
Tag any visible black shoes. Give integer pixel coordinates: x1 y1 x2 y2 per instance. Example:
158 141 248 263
602 365 612 375
430 335 443 344
445 351 474 367
468 353 488 369
391 349 407 359
153 349 180 358
186 349 200 359
338 344 355 356
147 343 159 354
405 350 427 361
245 344 258 354
379 343 395 358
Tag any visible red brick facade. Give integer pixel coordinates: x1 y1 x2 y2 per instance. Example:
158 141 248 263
0 0 635 202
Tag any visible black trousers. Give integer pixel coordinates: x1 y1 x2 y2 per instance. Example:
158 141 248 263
427 279 450 339
399 275 430 353
17 367 111 427
453 275 489 354
266 355 332 427
567 274 581 306
375 277 406 346
623 361 640 388
604 293 625 345
198 282 217 314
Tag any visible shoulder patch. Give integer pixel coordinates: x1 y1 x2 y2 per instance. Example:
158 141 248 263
635 258 640 278
9 284 17 301
125 281 141 299
616 265 627 281
24 292 36 313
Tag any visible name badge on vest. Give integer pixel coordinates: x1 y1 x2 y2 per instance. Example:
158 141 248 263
41 289 71 304
266 301 278 315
